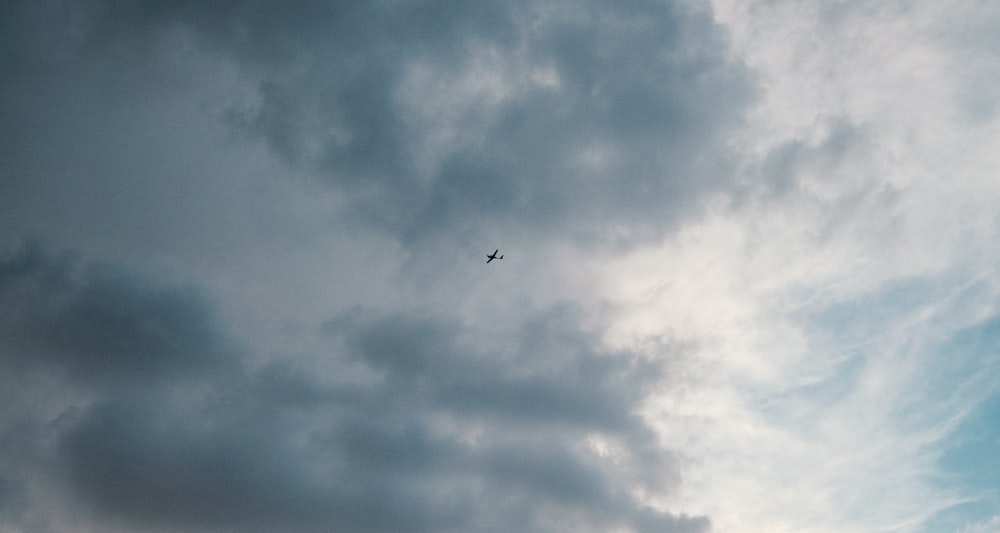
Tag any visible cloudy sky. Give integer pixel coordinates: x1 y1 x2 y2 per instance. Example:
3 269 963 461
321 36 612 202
2 1 1000 531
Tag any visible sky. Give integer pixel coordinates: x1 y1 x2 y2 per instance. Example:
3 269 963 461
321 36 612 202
2 1 1000 532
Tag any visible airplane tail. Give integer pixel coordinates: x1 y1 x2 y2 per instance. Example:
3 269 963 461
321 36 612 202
499 255 503 259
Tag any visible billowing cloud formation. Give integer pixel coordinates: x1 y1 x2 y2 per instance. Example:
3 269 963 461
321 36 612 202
2 0 751 248
5 0 1000 532
0 245 706 532
0 5 745 526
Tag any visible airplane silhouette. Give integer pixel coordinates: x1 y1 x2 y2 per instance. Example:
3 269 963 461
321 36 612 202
486 249 503 263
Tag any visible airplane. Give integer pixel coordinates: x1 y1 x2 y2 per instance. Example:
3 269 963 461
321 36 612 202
486 249 503 263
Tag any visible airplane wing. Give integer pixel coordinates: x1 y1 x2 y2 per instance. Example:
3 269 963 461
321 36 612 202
486 256 494 263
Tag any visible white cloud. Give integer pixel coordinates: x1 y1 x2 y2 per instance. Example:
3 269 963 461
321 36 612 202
582 1 1000 530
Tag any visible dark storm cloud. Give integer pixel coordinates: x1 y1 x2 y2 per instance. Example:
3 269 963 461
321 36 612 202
0 244 706 532
2 0 753 247
0 243 240 530
0 243 236 386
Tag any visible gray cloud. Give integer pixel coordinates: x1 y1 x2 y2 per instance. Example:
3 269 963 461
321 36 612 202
2 0 752 249
0 0 747 530
5 0 999 530
752 118 867 197
0 244 706 532
0 243 237 387
327 305 670 446
0 475 28 528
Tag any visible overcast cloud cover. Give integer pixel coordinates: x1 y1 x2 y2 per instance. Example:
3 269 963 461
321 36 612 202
2 1 1000 532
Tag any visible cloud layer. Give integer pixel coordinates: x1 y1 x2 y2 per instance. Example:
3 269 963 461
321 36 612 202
3 0 1000 532
0 244 710 532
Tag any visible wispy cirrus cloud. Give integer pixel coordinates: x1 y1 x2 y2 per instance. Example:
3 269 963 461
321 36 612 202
591 2 1000 531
